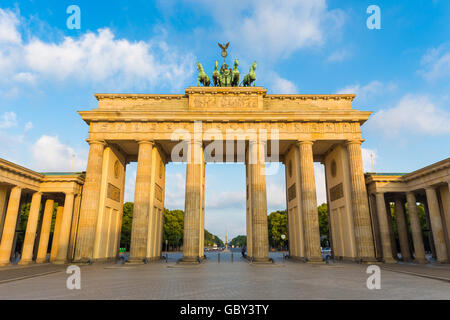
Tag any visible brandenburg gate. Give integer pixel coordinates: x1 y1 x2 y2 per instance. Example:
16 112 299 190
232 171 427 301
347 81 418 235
73 86 376 264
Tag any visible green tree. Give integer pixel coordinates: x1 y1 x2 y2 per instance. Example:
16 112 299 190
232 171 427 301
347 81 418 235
163 209 184 248
267 210 288 249
120 202 133 250
204 229 224 247
317 203 329 246
229 235 246 247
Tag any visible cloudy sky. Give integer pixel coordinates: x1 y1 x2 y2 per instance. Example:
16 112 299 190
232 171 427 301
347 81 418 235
0 1 449 239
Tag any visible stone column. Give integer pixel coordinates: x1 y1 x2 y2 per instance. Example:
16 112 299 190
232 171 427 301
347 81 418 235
129 140 154 263
346 140 376 261
406 192 427 263
181 140 204 263
36 199 54 263
50 205 64 261
54 192 75 264
19 192 42 265
249 140 269 262
74 140 106 262
425 187 449 263
394 198 412 261
298 141 322 262
0 186 22 266
0 185 8 241
245 157 253 259
375 193 396 263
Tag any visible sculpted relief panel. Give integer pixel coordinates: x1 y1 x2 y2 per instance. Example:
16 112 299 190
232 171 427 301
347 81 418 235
91 121 361 140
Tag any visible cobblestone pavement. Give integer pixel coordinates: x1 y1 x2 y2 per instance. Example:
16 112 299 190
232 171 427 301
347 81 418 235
0 252 449 300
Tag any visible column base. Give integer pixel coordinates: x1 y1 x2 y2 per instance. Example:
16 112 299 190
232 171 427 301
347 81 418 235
18 259 35 266
178 256 204 264
357 256 380 264
382 257 398 264
0 261 11 267
306 256 325 264
412 258 428 264
251 257 272 264
127 257 148 265
52 260 68 265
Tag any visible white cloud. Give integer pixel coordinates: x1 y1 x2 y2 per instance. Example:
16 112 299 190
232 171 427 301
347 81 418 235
0 8 21 44
24 121 33 132
207 190 245 209
123 164 137 203
199 0 344 59
164 171 186 209
420 42 450 81
367 94 450 136
270 75 298 94
0 111 17 128
337 80 384 101
267 182 286 208
31 135 86 171
0 8 195 94
327 48 351 62
361 148 377 172
314 163 326 205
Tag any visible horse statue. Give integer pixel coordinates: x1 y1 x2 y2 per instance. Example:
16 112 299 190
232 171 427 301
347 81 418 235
212 61 221 86
242 61 257 87
231 59 239 86
197 62 210 86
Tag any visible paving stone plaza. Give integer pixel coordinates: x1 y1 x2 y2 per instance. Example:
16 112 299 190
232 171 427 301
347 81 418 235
0 252 449 300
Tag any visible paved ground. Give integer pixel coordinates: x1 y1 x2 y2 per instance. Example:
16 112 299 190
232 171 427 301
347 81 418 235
0 252 448 300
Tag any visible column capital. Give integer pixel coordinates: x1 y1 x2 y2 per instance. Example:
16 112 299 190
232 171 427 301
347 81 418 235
137 139 154 146
33 191 42 196
345 139 365 146
248 139 266 146
85 139 106 146
424 186 435 192
375 191 385 196
65 191 75 196
297 140 314 146
191 139 203 146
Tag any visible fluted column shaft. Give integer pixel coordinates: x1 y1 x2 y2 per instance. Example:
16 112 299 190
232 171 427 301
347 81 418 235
0 186 22 265
394 198 412 261
375 193 396 263
182 140 204 262
129 141 154 262
406 192 427 263
74 140 105 262
346 140 376 260
20 192 42 264
425 187 448 263
50 205 64 261
249 140 269 262
54 192 75 264
36 199 54 263
298 141 322 262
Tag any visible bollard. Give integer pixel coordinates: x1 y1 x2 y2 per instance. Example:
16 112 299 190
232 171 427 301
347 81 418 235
231 252 234 263
218 252 220 264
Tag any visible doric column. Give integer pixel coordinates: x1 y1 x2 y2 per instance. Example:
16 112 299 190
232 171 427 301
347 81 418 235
298 141 322 262
425 187 449 263
54 192 75 264
375 193 396 263
74 139 106 262
0 186 22 266
345 140 376 261
394 198 412 261
249 140 269 262
129 140 154 263
19 192 42 265
0 185 8 241
36 199 54 263
406 192 427 263
181 140 204 262
245 157 253 259
50 205 64 262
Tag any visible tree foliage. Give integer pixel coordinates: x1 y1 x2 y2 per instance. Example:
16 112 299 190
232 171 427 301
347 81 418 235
229 235 246 247
267 210 288 249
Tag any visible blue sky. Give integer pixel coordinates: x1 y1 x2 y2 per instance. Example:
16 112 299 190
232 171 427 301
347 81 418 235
0 0 449 240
